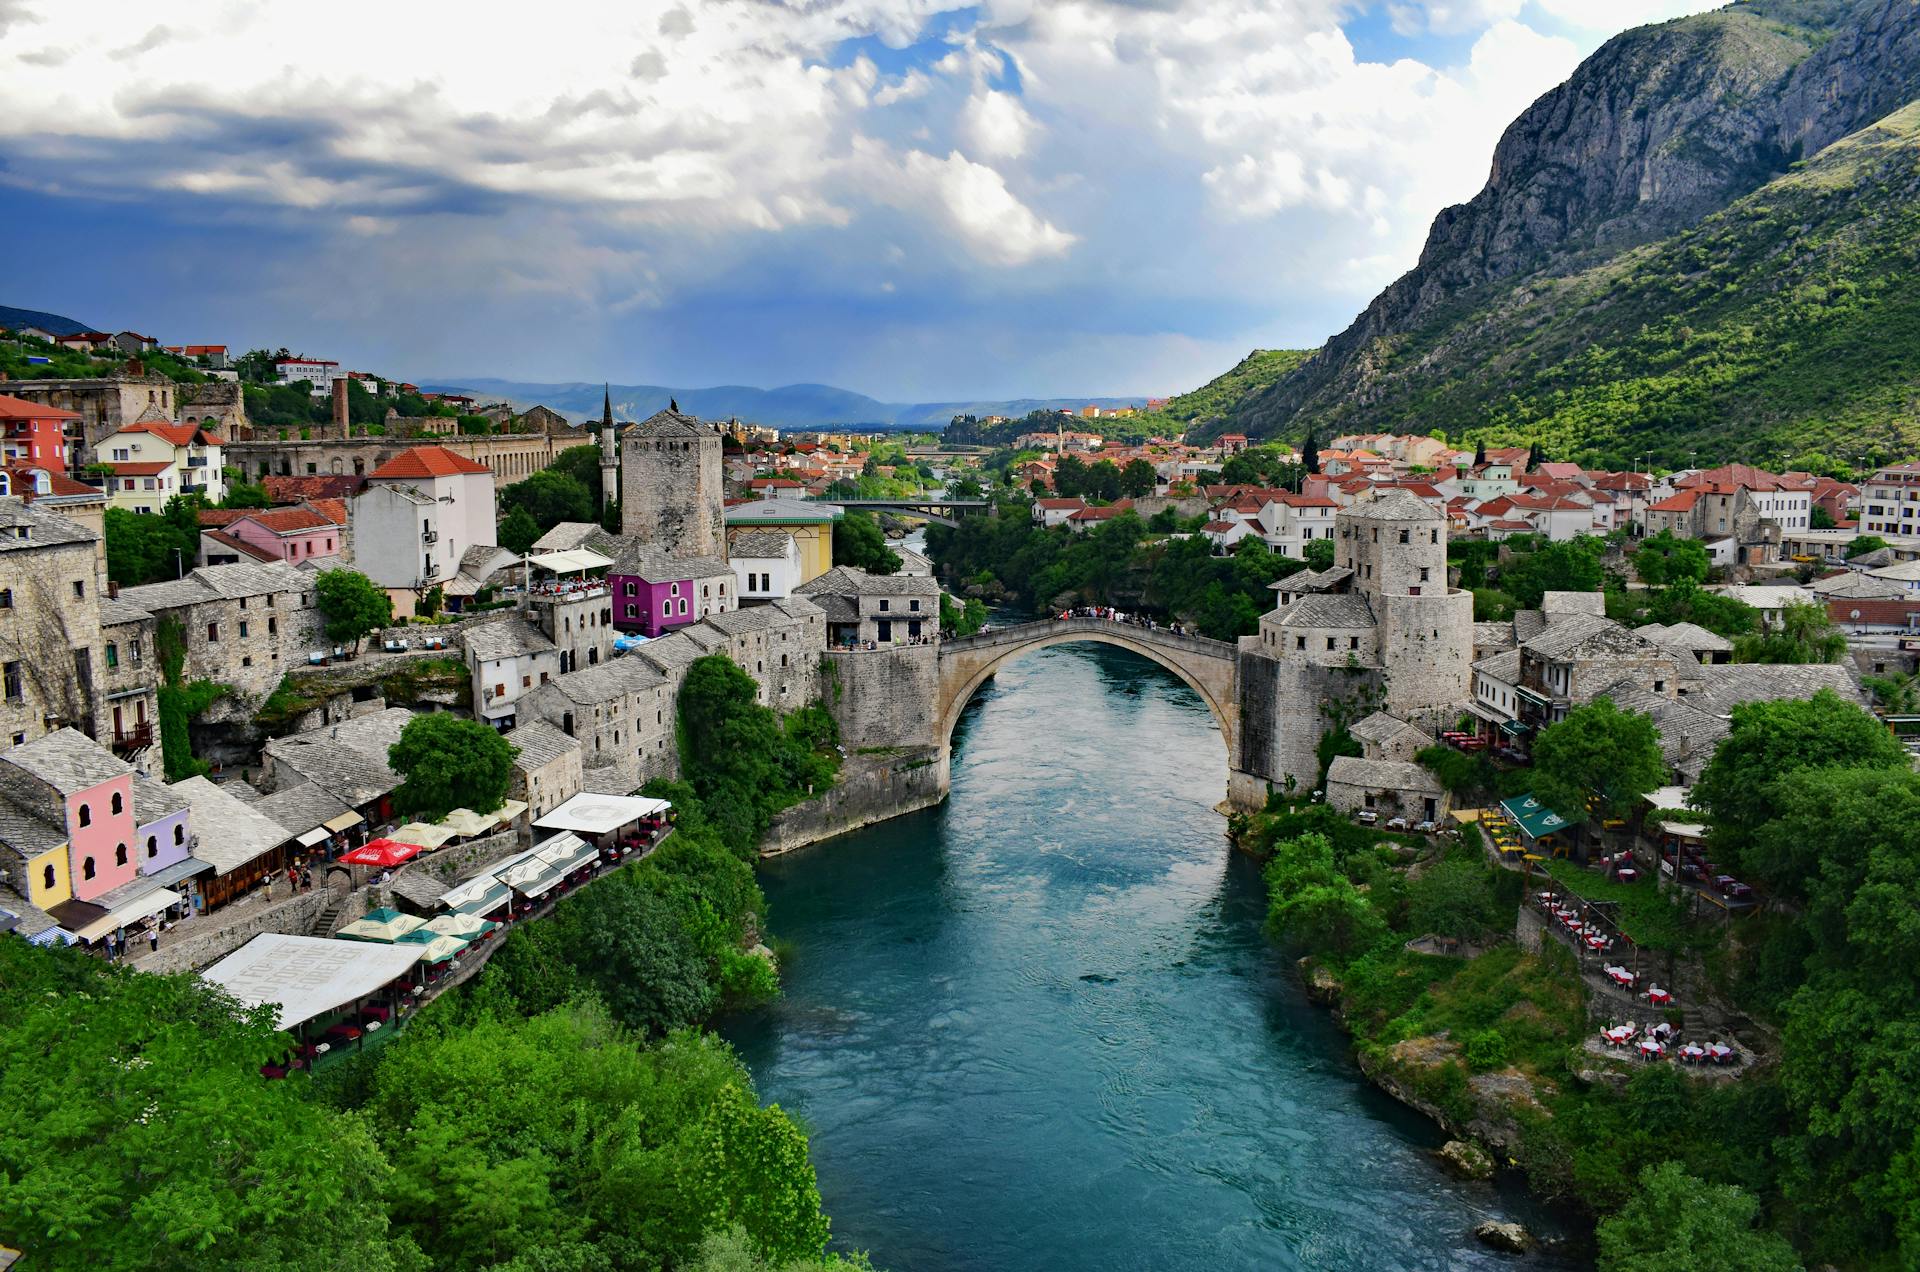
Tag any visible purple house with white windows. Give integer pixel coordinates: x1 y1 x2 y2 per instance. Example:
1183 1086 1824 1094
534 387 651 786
609 542 736 638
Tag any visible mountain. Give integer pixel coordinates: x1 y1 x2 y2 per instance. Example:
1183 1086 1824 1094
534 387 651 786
0 305 95 337
422 378 1149 430
1232 0 1920 468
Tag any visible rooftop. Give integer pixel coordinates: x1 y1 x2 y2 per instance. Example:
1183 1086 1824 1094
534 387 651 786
170 776 292 875
0 727 130 795
369 445 491 480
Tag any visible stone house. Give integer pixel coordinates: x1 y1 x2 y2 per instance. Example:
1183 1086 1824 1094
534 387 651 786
1325 756 1449 824
170 775 294 910
259 707 415 827
796 567 940 648
521 657 676 795
466 618 560 729
606 540 734 638
1513 613 1684 731
0 370 181 467
120 561 325 703
0 497 114 749
503 719 584 828
1348 711 1433 762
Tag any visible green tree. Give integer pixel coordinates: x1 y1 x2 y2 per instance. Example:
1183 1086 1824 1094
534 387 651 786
1304 537 1336 571
1733 602 1847 664
939 592 987 636
1846 535 1888 560
1638 578 1759 637
1263 832 1389 961
1120 458 1157 497
676 655 838 854
387 711 518 818
1301 430 1320 474
547 443 608 507
1633 530 1710 586
1692 689 1908 854
314 568 393 653
500 469 594 531
0 941 405 1271
1595 1162 1799 1272
500 505 543 555
1498 536 1604 608
1530 697 1666 825
1810 504 1837 530
555 876 716 1036
831 510 900 575
1405 850 1511 941
1054 453 1089 496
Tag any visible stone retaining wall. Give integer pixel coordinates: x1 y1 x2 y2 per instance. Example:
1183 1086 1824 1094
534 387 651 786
133 889 335 976
760 749 950 856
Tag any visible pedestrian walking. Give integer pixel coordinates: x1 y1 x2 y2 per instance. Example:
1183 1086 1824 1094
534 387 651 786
264 873 274 902
301 866 314 892
147 925 159 954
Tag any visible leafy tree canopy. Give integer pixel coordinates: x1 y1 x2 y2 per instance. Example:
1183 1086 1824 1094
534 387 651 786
387 711 518 819
1531 698 1666 825
314 568 393 651
500 469 595 533
1632 530 1711 586
1595 1162 1799 1272
831 510 900 575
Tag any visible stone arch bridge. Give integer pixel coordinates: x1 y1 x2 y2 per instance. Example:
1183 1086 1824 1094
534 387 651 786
937 618 1240 756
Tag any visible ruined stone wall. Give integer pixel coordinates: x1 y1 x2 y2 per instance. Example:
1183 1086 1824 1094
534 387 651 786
227 432 590 488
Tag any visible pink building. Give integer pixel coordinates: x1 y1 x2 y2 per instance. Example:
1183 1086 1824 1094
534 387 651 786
0 728 138 902
225 505 345 563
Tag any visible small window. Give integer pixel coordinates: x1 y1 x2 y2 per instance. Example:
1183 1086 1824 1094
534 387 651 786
238 620 249 639
110 791 123 815
42 864 55 890
208 622 219 642
78 803 91 828
105 642 118 669
82 857 96 880
0 589 10 608
174 824 184 845
146 836 158 858
72 579 85 599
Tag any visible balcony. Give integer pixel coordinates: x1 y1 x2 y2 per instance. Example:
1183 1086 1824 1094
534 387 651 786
111 722 154 753
186 456 209 469
421 528 440 545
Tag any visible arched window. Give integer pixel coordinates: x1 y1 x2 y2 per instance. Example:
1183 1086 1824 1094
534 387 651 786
82 856 96 880
42 864 55 891
115 843 128 867
147 836 158 858
174 824 184 845
111 791 123 815
77 803 91 828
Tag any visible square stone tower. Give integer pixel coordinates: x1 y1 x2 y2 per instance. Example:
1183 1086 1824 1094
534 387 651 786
619 404 725 558
1338 488 1472 713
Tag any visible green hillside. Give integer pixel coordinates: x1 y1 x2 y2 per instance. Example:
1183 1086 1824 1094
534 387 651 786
1163 348 1313 427
1236 102 1920 471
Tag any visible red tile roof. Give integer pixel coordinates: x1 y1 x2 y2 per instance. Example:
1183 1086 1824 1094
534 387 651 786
263 475 362 502
118 421 224 447
307 497 348 525
1 465 95 498
202 529 280 563
0 394 82 422
368 445 491 479
197 508 251 527
105 461 173 477
1648 490 1701 512
241 506 337 534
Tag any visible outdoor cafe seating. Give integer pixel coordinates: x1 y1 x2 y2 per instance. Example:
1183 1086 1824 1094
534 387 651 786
1637 1037 1667 1061
1647 984 1672 1007
1605 965 1636 988
1603 1023 1636 1047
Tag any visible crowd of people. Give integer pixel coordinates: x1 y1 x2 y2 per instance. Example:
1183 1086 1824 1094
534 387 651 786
1057 606 1193 637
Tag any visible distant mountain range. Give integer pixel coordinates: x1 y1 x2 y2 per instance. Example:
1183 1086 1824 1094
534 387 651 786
0 305 95 337
421 378 1149 430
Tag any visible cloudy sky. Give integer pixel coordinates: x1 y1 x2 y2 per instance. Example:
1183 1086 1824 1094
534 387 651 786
0 0 1721 401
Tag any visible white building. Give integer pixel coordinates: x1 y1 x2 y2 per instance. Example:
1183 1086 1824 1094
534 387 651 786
94 420 227 513
1860 462 1920 538
729 530 804 603
347 446 497 612
274 358 341 396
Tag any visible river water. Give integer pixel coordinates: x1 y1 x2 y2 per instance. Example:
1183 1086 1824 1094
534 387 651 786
724 641 1570 1271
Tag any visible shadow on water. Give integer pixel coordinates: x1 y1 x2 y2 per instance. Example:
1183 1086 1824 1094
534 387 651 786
722 642 1586 1271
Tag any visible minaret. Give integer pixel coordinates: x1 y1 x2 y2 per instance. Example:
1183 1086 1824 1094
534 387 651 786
598 383 618 516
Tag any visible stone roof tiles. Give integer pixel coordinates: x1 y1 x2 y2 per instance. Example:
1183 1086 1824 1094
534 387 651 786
464 618 555 662
170 776 292 875
249 781 355 836
1276 592 1376 629
1325 755 1444 794
504 719 580 770
730 529 795 558
0 495 95 551
0 727 130 794
1342 488 1439 522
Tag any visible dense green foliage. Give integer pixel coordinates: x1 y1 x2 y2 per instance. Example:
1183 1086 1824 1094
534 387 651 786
0 940 407 1271
1631 531 1710 586
831 511 901 575
103 497 203 586
1730 602 1847 665
387 713 518 819
925 501 1304 638
499 469 594 533
498 505 542 554
315 568 393 652
1529 699 1667 825
675 655 840 853
1235 101 1920 469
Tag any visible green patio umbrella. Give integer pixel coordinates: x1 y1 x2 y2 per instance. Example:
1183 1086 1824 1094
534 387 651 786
335 907 427 943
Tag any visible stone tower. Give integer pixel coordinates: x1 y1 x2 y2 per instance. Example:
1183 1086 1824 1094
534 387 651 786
619 400 725 558
1339 488 1472 714
598 384 619 517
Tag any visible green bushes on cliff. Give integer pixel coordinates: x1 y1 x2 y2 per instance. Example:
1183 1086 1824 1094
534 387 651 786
674 655 841 856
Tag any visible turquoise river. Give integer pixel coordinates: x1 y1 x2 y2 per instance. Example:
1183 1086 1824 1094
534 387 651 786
724 641 1574 1270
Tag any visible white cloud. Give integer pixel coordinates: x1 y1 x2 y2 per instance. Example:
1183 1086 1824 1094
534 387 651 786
960 88 1037 159
889 148 1077 266
1389 0 1523 37
1535 0 1724 31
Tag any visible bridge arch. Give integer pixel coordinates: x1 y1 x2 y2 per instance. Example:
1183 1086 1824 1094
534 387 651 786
936 619 1239 757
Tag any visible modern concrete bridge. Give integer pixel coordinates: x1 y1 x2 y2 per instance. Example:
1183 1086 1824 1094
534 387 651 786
810 496 990 526
937 617 1240 755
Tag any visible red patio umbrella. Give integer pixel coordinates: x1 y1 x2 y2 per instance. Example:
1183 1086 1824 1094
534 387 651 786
340 838 423 868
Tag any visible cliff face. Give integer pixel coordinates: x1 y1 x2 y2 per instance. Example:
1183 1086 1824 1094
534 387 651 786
1236 0 1920 449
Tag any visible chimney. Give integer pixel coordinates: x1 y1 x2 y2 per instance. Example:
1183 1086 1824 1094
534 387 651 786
333 379 351 437
108 581 120 599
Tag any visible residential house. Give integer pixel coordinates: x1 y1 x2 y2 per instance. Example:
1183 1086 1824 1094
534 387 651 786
521 656 676 795
730 529 804 603
0 796 74 936
607 540 734 638
349 446 497 614
724 496 841 583
0 393 80 472
466 618 560 729
274 357 342 396
259 706 415 828
217 505 345 565
94 419 227 513
99 594 160 762
109 331 159 355
1325 757 1449 824
129 773 202 896
0 728 136 905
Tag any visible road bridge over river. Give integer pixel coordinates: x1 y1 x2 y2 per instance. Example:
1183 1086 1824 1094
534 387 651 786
938 617 1240 755
806 496 989 526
